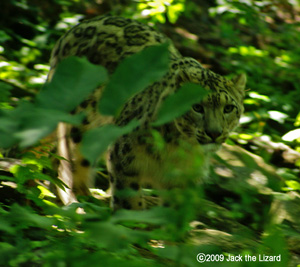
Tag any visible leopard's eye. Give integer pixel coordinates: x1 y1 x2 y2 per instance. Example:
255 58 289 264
193 104 204 113
224 104 235 113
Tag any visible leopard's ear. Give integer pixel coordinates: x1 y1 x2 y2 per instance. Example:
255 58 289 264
231 73 247 96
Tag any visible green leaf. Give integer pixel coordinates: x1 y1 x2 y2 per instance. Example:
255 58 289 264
99 43 169 115
111 207 174 225
260 226 289 267
0 30 12 42
12 102 84 147
16 110 84 147
0 82 12 102
285 180 300 191
0 100 85 148
0 219 15 235
0 242 16 264
81 120 139 163
153 83 208 126
9 204 54 230
85 221 149 252
0 57 107 148
0 111 18 148
36 56 108 112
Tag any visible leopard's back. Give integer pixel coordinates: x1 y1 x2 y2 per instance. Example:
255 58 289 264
49 15 180 79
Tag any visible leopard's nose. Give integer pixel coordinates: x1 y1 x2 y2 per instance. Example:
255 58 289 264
206 130 222 141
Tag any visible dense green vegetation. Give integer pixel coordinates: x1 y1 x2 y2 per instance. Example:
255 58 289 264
0 0 300 266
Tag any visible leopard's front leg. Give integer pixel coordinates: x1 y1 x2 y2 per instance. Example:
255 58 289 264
107 141 145 209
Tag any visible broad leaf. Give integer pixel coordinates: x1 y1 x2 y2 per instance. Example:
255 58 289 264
153 83 208 126
99 43 169 115
0 57 107 148
15 108 84 147
36 56 107 112
81 120 139 163
1 101 84 148
0 110 19 148
0 82 12 102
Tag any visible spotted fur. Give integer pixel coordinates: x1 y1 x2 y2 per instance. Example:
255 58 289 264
48 15 247 208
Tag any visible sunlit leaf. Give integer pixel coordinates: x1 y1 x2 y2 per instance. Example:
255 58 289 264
248 92 270 102
284 180 300 191
228 46 268 57
268 110 288 124
238 133 253 140
282 128 300 142
294 112 300 127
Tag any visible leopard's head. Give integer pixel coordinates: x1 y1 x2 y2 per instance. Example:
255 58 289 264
173 61 246 151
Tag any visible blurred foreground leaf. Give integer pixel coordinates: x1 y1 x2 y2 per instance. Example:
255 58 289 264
36 57 107 112
0 57 107 147
99 44 169 115
81 120 139 163
153 83 208 126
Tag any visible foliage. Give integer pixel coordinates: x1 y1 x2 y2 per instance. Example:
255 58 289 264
99 43 170 116
207 1 300 146
1 0 300 266
137 0 186 23
0 57 106 148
